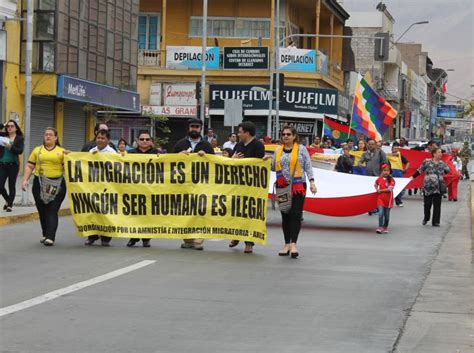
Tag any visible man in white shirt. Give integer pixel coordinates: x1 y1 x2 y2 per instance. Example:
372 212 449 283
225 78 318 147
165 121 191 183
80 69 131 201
85 129 116 246
222 132 237 150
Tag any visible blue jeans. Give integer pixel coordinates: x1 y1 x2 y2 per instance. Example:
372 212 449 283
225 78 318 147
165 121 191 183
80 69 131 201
377 206 391 228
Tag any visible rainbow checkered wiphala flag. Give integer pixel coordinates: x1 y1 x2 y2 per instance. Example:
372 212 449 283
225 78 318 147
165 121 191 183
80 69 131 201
351 74 397 140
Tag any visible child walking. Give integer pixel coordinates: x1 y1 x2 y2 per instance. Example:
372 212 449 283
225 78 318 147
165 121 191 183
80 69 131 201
374 164 395 234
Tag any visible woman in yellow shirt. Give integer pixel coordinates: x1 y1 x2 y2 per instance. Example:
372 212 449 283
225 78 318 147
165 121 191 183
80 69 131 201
22 127 66 246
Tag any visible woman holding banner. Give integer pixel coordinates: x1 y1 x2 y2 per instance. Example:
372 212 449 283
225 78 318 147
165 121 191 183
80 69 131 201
22 128 67 246
272 125 317 258
411 147 450 227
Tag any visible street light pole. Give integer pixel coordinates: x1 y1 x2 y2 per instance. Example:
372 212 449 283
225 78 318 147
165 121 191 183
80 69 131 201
274 0 280 140
200 0 208 126
21 0 33 205
391 20 429 47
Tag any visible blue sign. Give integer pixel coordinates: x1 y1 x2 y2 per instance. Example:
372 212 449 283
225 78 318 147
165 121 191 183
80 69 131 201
166 46 220 70
279 48 317 73
437 104 464 119
57 75 140 112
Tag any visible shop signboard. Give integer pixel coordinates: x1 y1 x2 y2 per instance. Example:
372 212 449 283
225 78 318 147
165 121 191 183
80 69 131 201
278 47 317 73
163 83 197 106
166 46 220 70
223 47 268 69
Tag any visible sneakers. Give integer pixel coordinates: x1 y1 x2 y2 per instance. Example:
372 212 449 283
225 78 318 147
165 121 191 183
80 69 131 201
396 202 404 207
375 228 383 234
40 237 46 244
43 239 54 246
142 239 151 248
382 227 389 234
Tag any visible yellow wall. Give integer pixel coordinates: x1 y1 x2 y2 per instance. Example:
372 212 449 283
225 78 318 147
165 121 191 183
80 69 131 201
138 0 346 98
3 7 57 130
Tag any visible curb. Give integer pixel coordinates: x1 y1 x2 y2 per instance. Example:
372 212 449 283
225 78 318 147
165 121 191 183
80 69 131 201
0 208 71 227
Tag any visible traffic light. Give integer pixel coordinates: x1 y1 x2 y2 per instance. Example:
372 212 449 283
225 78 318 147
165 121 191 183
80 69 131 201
272 73 285 100
374 32 389 61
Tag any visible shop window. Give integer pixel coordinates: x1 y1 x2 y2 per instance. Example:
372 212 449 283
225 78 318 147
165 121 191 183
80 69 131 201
235 19 270 38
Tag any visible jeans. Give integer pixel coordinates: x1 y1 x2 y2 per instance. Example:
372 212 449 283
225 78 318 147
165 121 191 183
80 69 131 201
0 162 20 207
377 206 391 228
281 193 305 244
32 176 66 241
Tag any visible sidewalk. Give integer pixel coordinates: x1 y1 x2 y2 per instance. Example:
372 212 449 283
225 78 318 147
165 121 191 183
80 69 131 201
394 180 473 353
0 177 70 226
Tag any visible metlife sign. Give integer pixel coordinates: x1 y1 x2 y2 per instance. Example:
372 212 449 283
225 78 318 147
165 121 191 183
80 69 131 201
57 75 140 111
209 84 338 118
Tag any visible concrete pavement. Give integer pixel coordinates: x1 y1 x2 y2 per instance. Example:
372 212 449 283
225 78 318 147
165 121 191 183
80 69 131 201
0 181 472 353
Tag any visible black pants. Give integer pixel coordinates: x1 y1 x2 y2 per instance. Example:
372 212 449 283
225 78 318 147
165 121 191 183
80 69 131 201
88 235 112 243
32 176 66 241
0 162 19 207
423 193 442 225
281 193 305 244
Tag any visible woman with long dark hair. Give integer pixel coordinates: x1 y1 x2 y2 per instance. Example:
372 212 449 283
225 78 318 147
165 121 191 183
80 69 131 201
22 128 67 246
0 120 24 212
272 125 317 258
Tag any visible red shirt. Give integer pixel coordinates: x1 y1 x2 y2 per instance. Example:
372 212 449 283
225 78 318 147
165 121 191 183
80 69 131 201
375 176 395 208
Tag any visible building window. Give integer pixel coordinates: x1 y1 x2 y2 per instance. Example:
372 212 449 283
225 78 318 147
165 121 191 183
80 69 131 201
190 17 270 38
138 14 160 50
236 19 270 38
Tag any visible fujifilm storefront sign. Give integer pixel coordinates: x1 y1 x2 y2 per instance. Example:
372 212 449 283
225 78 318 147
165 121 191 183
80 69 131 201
210 84 338 118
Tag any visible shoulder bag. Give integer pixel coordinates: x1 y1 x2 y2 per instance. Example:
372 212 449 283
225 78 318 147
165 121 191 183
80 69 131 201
272 146 299 214
38 146 64 204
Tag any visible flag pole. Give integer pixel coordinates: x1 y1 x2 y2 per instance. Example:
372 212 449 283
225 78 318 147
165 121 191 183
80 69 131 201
321 114 326 140
349 73 363 142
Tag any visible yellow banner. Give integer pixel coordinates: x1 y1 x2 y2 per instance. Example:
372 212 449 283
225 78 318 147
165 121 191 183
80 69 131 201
311 153 340 164
65 153 271 244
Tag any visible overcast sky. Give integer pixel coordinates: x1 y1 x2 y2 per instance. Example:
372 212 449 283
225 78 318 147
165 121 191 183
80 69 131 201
341 0 474 103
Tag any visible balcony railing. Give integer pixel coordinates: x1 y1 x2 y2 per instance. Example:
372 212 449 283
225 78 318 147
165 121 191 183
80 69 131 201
138 49 162 66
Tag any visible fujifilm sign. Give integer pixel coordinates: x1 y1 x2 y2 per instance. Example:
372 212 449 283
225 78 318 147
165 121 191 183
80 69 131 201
210 85 338 118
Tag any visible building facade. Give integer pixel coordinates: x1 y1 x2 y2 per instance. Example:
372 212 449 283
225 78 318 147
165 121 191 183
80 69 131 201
136 0 349 148
2 0 140 153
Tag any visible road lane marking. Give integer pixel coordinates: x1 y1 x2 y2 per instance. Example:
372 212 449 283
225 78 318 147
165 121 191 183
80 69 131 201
0 260 156 317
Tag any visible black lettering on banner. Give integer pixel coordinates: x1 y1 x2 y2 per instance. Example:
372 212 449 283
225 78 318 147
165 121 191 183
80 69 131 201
113 162 123 183
211 194 227 216
151 194 207 216
131 163 141 184
170 162 186 184
231 195 266 221
67 160 83 183
71 191 118 215
122 194 147 215
123 162 131 183
191 162 209 184
88 161 102 182
214 164 268 189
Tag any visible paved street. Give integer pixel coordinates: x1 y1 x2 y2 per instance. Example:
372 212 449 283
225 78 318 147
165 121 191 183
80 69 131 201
0 181 472 353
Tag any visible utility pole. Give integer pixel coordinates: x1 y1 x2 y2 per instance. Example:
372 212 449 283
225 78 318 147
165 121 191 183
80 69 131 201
200 0 208 128
22 0 33 205
274 0 280 140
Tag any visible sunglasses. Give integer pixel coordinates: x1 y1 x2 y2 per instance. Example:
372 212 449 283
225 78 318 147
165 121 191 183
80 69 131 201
282 133 293 137
6 124 15 128
139 138 151 141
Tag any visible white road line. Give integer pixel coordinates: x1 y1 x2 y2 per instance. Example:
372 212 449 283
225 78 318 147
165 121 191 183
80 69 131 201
0 260 156 317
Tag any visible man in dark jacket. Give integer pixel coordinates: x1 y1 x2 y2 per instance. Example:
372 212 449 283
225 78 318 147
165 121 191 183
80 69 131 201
173 118 214 250
126 131 158 248
229 121 267 254
81 122 117 152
